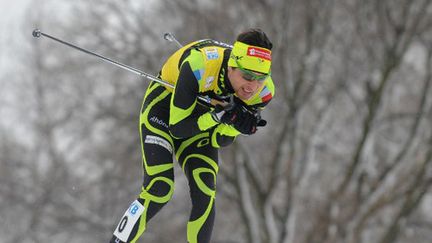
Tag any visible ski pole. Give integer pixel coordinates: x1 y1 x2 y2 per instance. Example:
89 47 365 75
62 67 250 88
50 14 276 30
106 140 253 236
32 29 224 107
163 32 183 48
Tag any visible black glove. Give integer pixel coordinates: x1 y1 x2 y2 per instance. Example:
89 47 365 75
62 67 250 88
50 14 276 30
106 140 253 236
211 96 267 135
231 106 267 135
210 96 236 123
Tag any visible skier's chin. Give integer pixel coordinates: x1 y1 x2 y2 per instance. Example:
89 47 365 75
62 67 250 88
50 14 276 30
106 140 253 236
236 90 254 100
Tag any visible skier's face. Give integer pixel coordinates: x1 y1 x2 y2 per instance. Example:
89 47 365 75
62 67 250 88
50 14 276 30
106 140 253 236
228 66 265 100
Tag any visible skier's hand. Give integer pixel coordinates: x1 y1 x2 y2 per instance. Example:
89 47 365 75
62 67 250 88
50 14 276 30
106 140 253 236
210 96 236 123
231 107 266 135
211 96 266 135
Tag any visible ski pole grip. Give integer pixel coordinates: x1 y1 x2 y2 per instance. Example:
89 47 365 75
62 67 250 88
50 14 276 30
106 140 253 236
210 99 229 107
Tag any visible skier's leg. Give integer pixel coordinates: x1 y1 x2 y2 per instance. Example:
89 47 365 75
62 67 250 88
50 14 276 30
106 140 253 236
176 133 219 243
111 83 175 243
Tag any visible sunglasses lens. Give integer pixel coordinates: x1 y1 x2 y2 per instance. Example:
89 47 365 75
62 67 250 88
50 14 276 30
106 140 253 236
256 75 267 81
235 59 268 81
242 73 255 81
241 70 267 81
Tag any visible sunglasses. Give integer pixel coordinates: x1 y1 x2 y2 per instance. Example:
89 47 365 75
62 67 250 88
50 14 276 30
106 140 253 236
235 59 270 82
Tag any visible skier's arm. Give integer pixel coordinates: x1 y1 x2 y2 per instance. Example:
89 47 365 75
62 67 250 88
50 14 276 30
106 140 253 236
169 61 220 138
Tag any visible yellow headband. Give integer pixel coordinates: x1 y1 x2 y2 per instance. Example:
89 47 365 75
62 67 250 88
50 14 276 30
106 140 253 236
228 41 272 74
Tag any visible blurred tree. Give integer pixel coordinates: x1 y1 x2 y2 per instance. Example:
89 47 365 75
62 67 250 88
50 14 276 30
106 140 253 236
1 0 431 243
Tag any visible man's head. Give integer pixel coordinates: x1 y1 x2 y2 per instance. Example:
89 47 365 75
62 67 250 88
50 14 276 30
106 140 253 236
228 29 273 100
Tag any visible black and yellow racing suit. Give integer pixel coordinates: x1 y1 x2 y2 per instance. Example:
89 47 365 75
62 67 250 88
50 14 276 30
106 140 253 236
110 39 275 243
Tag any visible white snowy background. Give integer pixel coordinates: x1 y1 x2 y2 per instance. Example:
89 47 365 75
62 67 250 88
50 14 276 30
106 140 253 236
1 1 432 243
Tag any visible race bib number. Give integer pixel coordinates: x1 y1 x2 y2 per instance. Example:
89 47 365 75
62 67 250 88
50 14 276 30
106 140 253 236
113 200 145 242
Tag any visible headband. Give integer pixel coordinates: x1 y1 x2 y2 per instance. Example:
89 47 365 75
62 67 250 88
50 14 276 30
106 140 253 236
228 41 272 74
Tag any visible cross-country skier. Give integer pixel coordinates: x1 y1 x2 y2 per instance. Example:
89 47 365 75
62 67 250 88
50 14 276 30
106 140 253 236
110 28 275 243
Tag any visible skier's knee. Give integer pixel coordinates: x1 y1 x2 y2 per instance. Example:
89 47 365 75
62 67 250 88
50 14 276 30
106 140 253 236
191 169 216 198
140 177 174 204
